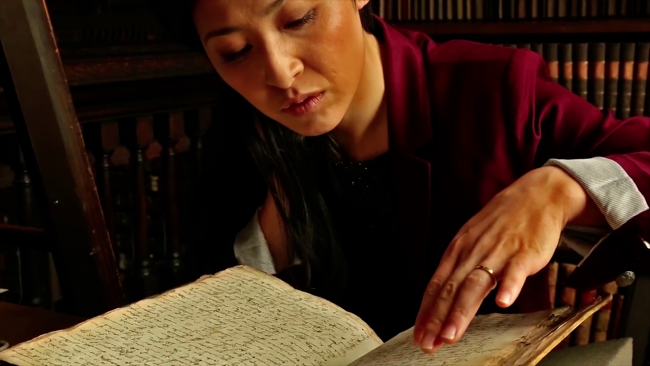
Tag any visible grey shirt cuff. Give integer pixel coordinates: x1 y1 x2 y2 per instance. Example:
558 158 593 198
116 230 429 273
547 157 649 258
545 157 648 230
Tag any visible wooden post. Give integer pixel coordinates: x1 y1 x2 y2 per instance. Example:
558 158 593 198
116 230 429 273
0 0 124 315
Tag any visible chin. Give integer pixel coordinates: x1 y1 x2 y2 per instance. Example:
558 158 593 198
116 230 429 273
280 114 342 137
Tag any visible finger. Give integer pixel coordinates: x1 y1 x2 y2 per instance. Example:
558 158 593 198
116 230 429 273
422 337 445 355
418 259 479 352
413 239 463 343
495 255 530 308
437 261 501 345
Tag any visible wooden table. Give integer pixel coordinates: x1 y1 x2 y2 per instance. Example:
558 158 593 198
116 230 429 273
0 301 85 348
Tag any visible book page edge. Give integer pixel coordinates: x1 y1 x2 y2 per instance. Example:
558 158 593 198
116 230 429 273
514 294 614 366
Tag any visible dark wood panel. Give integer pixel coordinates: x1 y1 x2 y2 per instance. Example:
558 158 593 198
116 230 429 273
62 53 214 86
0 74 223 134
0 0 125 316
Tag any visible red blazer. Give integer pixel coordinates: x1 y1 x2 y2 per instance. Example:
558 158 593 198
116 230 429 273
195 16 650 316
373 15 650 311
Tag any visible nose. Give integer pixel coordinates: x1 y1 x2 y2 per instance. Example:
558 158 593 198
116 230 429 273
262 42 303 89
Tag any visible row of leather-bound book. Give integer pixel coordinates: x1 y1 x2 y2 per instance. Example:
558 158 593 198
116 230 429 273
371 0 650 22
495 42 650 119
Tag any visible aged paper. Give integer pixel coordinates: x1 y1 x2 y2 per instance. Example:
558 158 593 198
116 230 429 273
349 311 557 366
0 266 382 366
350 295 611 366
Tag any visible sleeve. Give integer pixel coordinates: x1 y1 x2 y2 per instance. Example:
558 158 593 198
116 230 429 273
545 156 648 258
233 209 278 275
505 49 650 289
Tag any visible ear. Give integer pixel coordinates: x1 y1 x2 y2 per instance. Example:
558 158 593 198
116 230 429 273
355 0 371 10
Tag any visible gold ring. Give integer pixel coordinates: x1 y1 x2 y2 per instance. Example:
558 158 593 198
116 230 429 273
474 265 498 289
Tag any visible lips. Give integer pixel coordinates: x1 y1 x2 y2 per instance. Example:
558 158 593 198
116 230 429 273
282 92 325 116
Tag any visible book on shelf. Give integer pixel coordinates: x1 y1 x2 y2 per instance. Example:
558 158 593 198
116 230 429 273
371 0 650 22
495 42 650 119
0 265 612 366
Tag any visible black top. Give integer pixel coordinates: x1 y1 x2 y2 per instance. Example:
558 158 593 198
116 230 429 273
330 153 409 340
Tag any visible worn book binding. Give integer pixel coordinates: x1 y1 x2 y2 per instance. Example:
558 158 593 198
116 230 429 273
0 265 611 366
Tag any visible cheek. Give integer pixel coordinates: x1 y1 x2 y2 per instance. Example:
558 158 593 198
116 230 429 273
306 8 365 89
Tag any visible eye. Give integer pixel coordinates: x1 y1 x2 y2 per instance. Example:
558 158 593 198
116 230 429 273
285 9 317 29
221 45 252 63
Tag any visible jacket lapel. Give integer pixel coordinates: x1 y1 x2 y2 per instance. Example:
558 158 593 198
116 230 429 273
376 17 435 287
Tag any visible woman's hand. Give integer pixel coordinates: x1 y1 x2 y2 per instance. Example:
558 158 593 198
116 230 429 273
413 166 607 353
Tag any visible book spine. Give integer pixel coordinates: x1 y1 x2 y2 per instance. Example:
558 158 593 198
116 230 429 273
518 0 526 19
547 261 559 307
430 0 436 20
465 0 472 20
631 43 649 116
618 43 636 119
579 0 588 16
556 263 577 349
589 43 606 109
571 289 597 346
531 0 538 18
475 0 484 19
570 0 579 17
588 0 599 16
560 43 573 91
545 43 559 83
548 0 556 17
456 0 464 20
591 282 618 343
605 43 621 116
558 0 567 17
607 0 616 16
607 293 625 340
574 43 589 100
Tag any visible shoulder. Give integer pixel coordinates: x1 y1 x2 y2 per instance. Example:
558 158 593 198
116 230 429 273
426 40 545 75
421 40 551 100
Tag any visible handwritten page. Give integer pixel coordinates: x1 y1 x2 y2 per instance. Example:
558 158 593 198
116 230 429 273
350 294 612 366
0 266 382 366
350 310 559 366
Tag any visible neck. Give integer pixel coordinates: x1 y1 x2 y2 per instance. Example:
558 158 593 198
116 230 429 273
331 32 387 162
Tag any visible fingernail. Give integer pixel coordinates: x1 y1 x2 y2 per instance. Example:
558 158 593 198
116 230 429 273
440 325 456 341
421 333 436 350
498 293 512 306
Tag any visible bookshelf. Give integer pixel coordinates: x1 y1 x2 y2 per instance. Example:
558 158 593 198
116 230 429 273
393 18 650 36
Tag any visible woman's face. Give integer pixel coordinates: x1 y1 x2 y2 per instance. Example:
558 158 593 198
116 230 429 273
194 0 370 136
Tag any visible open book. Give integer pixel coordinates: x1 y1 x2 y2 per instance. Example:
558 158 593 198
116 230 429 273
0 265 611 366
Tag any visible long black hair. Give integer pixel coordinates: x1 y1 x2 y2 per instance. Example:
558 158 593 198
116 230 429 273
159 0 375 295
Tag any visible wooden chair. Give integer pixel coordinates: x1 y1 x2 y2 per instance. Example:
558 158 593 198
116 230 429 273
0 0 125 317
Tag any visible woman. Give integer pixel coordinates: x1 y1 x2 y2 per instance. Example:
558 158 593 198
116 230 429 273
176 0 650 353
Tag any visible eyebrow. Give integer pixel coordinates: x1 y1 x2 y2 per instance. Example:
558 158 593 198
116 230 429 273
203 0 285 44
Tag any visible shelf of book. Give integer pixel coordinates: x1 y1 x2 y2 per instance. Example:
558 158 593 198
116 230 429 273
391 18 650 36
